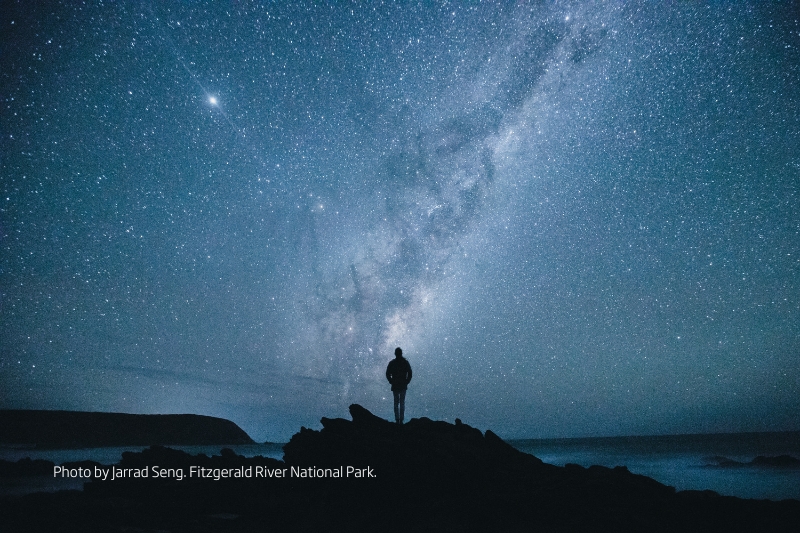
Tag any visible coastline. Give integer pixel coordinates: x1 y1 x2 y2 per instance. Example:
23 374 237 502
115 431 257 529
3 405 798 532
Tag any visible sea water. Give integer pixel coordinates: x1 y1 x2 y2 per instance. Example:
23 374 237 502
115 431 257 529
509 431 800 501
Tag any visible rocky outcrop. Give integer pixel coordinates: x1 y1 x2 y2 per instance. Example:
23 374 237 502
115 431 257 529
2 405 799 532
0 457 55 477
704 454 800 468
0 409 254 448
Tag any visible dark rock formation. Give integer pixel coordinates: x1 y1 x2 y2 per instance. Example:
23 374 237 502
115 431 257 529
0 409 254 448
1 405 799 532
0 458 55 477
0 458 107 480
751 455 800 468
704 454 800 469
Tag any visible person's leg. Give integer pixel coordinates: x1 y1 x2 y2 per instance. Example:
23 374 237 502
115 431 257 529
397 390 406 424
393 391 401 423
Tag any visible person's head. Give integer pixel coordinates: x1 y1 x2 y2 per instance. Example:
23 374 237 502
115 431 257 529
394 347 403 358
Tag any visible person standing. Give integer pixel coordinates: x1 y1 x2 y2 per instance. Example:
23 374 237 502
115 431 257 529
386 347 412 424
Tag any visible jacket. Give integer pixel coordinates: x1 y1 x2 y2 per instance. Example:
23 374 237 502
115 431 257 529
386 357 412 392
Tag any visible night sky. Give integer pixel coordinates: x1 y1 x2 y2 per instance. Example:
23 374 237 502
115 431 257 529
2 2 798 443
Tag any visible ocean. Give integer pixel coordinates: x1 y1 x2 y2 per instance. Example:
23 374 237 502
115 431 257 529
2 433 798 501
509 431 800 501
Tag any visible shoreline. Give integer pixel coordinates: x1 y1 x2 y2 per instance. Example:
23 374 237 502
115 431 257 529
1 406 799 532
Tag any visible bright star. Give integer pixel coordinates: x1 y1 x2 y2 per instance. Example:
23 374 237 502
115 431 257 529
208 96 218 106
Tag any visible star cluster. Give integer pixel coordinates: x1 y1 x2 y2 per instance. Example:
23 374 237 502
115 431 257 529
2 2 798 441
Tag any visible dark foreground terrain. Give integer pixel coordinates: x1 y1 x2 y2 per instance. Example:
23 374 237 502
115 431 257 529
2 405 798 532
0 410 254 448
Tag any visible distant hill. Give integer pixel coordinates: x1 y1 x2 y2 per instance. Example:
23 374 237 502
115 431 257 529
0 410 254 448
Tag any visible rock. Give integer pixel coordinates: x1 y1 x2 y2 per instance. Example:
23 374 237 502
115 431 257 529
750 455 800 468
2 405 799 532
706 456 747 467
0 457 55 477
61 460 104 472
704 454 800 469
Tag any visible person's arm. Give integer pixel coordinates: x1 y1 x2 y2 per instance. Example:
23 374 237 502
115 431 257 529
406 361 412 385
386 363 392 383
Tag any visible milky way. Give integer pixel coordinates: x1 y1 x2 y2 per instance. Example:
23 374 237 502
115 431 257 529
2 2 798 441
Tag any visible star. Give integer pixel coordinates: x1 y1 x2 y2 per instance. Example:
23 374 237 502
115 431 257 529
2 0 797 447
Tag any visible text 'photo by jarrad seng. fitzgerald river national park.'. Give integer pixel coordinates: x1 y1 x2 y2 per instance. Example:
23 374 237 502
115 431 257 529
1 1 799 531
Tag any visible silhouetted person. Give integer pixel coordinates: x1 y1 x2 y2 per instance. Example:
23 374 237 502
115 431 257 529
386 347 412 424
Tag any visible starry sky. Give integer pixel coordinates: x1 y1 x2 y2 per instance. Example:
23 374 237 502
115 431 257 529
2 1 798 442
